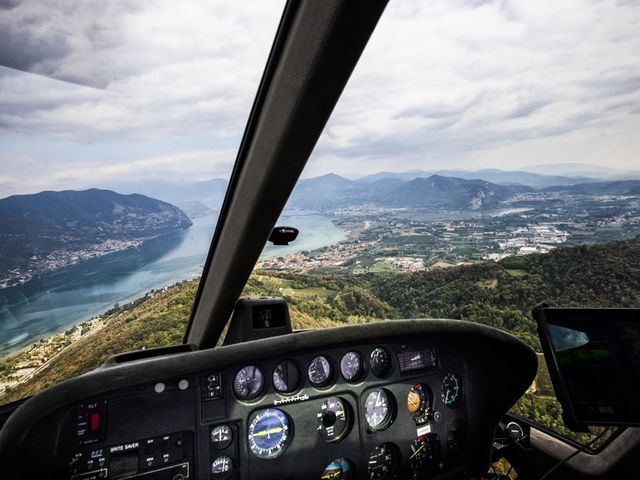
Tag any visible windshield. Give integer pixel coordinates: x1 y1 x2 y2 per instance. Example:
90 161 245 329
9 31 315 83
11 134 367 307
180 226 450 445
0 0 285 404
253 0 640 447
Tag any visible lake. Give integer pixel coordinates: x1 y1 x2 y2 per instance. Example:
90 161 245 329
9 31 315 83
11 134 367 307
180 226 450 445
0 212 346 354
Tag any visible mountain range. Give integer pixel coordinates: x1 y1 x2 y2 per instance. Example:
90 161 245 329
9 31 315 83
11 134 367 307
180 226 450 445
289 173 640 211
100 166 639 208
0 189 192 287
355 169 596 188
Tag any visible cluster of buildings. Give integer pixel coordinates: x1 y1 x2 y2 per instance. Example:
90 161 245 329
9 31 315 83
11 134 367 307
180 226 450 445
0 318 104 397
0 238 144 289
496 224 569 256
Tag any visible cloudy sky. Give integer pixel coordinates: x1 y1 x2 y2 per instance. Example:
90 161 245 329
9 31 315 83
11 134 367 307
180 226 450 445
1 0 639 197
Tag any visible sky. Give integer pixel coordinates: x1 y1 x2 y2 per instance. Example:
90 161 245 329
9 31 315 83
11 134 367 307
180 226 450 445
1 0 639 197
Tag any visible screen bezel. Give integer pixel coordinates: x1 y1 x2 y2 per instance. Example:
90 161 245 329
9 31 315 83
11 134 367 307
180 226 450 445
535 306 640 431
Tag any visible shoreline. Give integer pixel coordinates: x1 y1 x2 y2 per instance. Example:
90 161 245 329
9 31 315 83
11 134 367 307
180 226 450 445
0 227 192 291
0 279 198 394
0 213 349 357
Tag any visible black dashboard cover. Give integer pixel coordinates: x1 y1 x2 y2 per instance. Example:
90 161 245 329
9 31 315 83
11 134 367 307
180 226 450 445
0 319 536 478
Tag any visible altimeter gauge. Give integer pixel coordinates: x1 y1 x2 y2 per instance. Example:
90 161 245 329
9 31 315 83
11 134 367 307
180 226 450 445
364 388 396 431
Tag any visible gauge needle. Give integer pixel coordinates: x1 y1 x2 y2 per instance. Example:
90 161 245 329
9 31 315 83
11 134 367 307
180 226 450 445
410 444 424 459
254 427 284 437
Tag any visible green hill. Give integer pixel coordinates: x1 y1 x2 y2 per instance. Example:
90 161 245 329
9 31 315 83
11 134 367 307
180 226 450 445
3 236 638 443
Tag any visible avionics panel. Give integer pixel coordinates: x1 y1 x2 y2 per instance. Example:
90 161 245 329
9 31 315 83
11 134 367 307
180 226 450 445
536 307 640 429
4 320 537 480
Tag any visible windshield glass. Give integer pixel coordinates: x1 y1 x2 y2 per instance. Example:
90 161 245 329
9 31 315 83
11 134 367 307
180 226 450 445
0 0 285 404
253 0 639 447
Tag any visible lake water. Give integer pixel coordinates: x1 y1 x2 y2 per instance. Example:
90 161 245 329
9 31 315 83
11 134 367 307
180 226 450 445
0 212 346 354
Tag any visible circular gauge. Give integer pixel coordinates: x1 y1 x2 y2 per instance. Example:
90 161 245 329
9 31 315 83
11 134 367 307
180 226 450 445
409 435 438 472
367 443 400 480
370 347 392 378
407 384 431 424
321 458 354 480
248 408 292 459
317 396 353 443
441 373 463 408
308 355 334 387
211 455 233 479
364 388 396 431
233 365 264 400
340 351 364 382
273 360 301 394
211 425 233 450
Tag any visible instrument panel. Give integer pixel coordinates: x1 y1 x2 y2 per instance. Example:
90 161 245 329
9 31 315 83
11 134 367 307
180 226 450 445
0 320 537 480
66 341 467 480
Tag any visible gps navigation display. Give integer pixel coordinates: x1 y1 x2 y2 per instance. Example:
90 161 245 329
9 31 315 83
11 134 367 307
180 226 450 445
536 308 640 429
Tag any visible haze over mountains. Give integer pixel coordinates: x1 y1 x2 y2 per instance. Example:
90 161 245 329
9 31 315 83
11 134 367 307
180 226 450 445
1 165 639 287
97 165 639 207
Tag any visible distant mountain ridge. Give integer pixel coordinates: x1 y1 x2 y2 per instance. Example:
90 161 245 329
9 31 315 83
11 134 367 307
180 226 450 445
0 189 192 287
356 168 597 188
91 167 640 208
290 173 640 212
290 173 532 211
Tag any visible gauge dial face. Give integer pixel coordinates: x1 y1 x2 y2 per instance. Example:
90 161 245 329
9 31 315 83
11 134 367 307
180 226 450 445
367 443 400 480
321 458 354 480
409 435 437 472
248 408 292 459
233 365 264 400
370 347 392 378
273 360 301 394
407 384 431 424
211 455 233 478
364 388 395 431
440 373 463 408
340 351 364 382
211 425 233 450
308 355 334 387
317 396 353 443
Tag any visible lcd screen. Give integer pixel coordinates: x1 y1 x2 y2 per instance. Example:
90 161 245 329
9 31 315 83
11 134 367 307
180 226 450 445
397 349 438 372
537 308 640 427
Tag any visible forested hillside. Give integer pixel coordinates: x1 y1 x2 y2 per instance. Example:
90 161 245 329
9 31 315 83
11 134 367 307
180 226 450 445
3 236 638 442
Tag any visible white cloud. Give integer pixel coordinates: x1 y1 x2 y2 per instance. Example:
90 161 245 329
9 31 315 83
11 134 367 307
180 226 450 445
307 0 640 175
1 0 639 197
